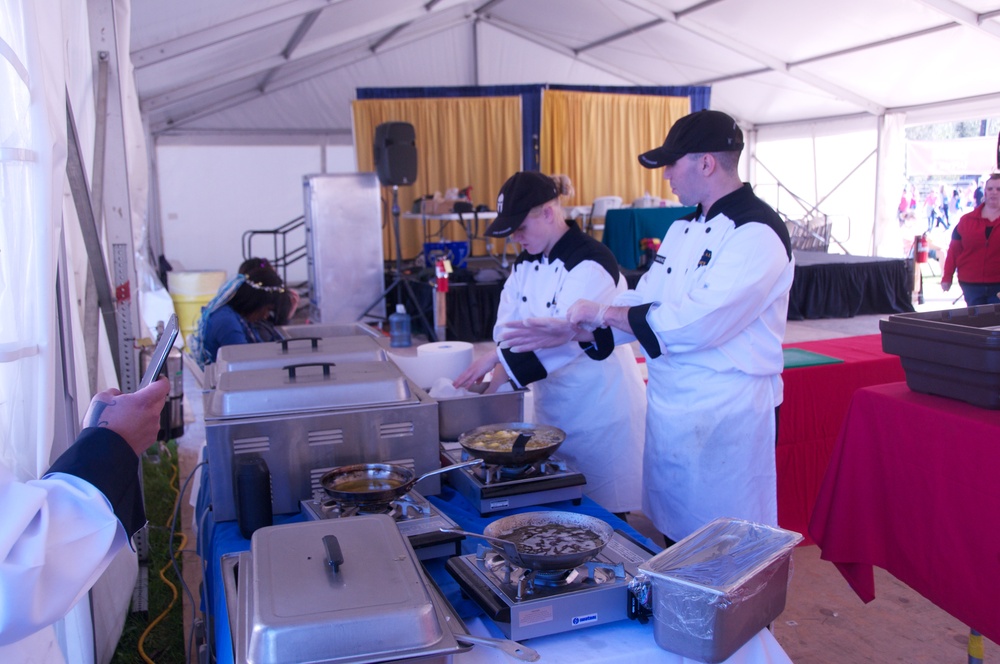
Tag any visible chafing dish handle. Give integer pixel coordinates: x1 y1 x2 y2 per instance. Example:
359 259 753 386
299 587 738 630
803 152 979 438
283 362 334 379
279 337 321 352
323 535 344 573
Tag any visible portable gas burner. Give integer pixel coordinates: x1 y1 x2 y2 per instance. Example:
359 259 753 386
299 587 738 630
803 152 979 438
300 489 463 561
446 530 655 640
440 441 586 514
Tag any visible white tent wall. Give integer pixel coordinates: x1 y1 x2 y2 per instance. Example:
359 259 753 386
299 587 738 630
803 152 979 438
155 143 354 285
751 127 883 256
2 0 152 660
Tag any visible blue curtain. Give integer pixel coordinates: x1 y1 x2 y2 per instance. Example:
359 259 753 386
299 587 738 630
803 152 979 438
356 84 709 171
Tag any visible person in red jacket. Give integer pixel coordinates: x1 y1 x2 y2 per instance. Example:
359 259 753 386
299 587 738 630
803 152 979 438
942 174 1000 305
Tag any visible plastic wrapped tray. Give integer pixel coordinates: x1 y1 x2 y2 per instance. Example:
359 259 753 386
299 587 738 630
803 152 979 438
637 518 802 663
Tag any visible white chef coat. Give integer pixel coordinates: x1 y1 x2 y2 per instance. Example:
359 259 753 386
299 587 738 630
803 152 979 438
495 224 646 513
608 184 794 541
0 429 139 646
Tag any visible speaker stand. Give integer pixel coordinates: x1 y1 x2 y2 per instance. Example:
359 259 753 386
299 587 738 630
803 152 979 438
359 186 438 342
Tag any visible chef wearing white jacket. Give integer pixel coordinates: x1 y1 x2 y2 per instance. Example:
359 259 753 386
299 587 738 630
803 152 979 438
501 111 794 543
0 379 169 646
454 172 646 514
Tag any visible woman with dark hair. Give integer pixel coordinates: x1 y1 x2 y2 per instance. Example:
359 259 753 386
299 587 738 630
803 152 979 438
238 257 301 327
192 264 287 366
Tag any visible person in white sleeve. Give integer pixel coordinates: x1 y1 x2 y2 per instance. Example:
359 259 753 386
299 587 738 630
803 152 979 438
0 377 169 645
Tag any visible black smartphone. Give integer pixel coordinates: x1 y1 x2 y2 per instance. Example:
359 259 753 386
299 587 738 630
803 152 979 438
139 314 179 389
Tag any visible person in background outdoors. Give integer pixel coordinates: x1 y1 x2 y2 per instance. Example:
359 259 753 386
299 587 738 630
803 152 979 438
453 171 647 517
237 257 301 339
931 185 951 230
191 263 288 366
0 378 170 645
924 188 939 232
941 173 1000 305
974 179 985 208
501 110 794 545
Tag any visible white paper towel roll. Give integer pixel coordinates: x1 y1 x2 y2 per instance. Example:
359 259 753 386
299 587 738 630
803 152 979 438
388 341 474 388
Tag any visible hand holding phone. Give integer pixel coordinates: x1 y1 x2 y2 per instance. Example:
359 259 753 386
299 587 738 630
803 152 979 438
139 314 179 389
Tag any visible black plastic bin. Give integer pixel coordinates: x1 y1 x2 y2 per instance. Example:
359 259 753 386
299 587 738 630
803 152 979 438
879 304 1000 409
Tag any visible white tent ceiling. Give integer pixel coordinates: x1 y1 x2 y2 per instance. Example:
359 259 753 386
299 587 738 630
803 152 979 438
130 0 1000 142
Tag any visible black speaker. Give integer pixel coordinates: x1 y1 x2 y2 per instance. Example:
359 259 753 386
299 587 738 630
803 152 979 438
374 122 417 186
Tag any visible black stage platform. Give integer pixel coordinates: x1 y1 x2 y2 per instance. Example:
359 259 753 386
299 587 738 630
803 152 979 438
788 251 914 320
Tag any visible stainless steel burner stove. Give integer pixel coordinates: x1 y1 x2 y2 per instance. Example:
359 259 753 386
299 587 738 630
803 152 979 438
446 530 655 640
300 489 463 561
440 441 586 514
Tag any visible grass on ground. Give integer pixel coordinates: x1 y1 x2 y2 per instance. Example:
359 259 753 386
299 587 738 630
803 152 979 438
112 440 187 664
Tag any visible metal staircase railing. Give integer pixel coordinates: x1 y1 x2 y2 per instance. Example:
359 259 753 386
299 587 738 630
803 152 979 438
241 215 308 287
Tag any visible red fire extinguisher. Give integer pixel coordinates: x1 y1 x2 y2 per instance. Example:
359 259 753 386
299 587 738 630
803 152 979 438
916 234 929 263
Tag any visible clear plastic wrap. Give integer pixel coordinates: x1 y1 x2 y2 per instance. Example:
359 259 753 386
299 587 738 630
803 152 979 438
634 517 803 663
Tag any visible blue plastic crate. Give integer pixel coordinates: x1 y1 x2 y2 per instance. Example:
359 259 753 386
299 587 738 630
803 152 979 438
423 241 469 268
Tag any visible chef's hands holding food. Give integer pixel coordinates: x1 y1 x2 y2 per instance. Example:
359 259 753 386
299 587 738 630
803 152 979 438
497 316 592 353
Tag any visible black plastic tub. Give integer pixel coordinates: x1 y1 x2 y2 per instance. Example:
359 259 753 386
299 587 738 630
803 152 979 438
879 304 1000 409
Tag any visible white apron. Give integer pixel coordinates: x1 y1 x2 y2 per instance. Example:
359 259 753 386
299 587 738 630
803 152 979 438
642 360 777 542
531 344 646 513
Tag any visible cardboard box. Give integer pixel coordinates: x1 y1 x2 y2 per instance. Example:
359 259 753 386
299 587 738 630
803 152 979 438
880 304 1000 409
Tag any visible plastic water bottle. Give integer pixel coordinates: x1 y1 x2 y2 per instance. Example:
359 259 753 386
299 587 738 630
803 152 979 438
389 304 412 347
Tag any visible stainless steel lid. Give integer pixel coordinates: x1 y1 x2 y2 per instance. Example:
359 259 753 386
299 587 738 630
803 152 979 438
244 516 456 664
278 322 382 340
214 336 387 374
205 360 415 418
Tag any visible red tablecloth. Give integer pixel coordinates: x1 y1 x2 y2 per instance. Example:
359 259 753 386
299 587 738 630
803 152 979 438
809 382 1000 641
777 335 904 542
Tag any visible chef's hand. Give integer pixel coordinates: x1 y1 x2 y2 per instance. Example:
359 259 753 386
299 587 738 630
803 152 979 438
566 299 610 331
82 378 170 457
498 317 589 353
453 352 500 390
941 281 952 292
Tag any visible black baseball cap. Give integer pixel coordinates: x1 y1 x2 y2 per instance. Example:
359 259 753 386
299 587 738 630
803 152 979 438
484 171 560 237
638 110 744 168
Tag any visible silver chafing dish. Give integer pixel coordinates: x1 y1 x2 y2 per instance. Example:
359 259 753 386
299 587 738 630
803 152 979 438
228 516 467 664
206 335 387 388
223 517 538 663
204 360 440 522
278 321 383 340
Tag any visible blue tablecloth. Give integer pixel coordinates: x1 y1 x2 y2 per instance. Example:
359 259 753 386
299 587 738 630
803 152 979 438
603 206 696 269
197 471 657 664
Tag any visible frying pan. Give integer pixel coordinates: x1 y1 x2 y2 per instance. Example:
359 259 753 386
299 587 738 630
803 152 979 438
475 511 613 571
320 458 482 507
458 422 565 466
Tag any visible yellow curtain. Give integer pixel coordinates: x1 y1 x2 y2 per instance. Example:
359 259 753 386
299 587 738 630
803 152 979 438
353 97 522 261
540 89 690 207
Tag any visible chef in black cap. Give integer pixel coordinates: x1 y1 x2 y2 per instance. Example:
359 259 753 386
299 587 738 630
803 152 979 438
502 110 795 545
453 171 647 516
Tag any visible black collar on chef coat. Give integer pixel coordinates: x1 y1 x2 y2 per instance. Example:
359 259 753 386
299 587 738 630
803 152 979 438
514 220 622 280
689 183 792 261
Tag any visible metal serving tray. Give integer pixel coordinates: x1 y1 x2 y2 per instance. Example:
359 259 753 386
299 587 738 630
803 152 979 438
206 360 414 418
212 335 386 381
434 383 525 441
236 517 462 664
278 322 383 340
204 362 441 522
